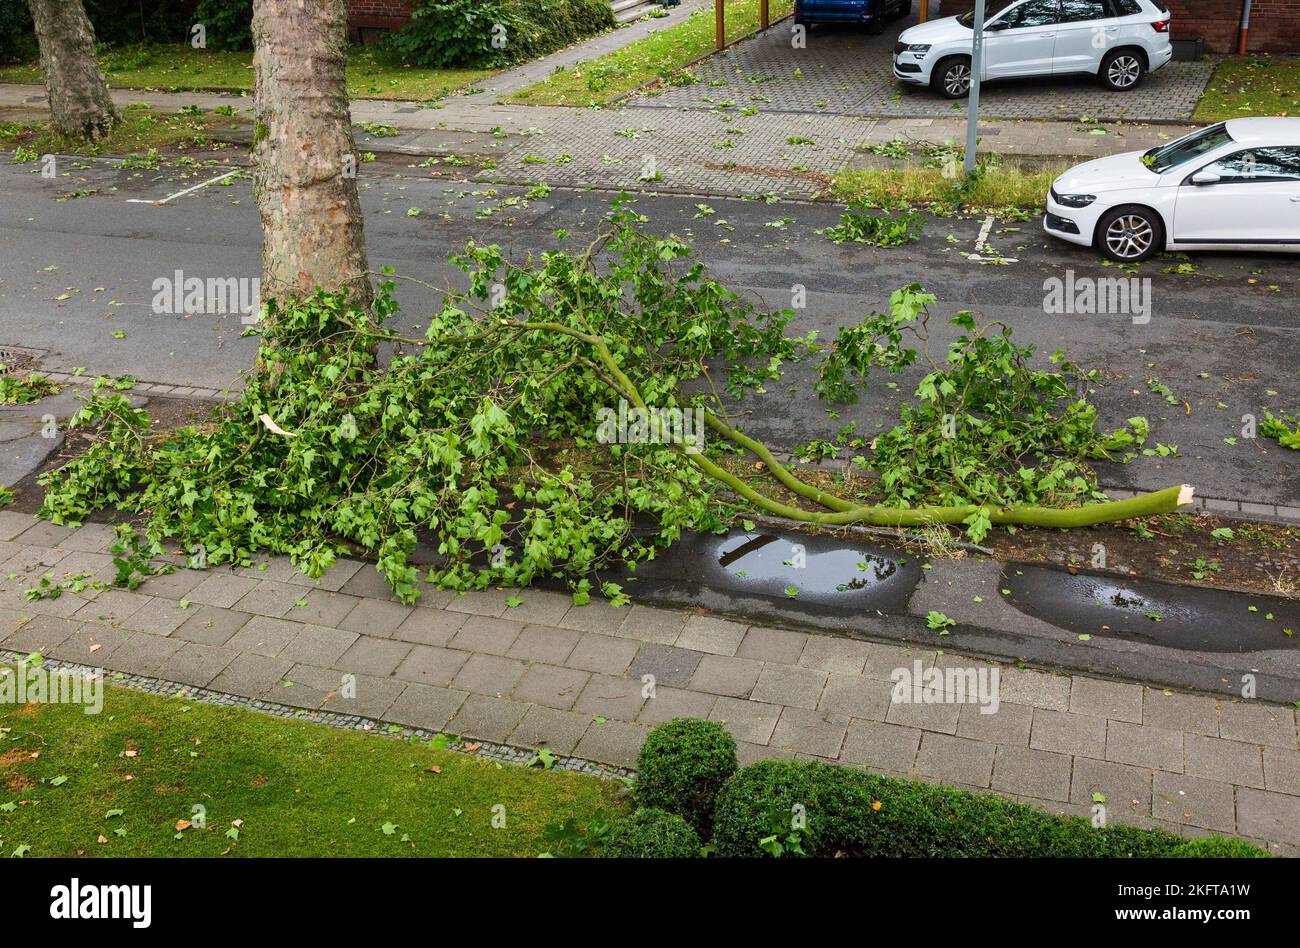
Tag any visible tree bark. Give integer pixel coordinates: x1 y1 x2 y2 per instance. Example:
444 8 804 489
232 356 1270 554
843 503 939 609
26 0 119 142
252 0 372 309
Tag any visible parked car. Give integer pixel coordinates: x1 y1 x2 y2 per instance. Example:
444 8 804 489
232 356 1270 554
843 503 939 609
893 0 1173 98
1044 117 1300 262
795 0 912 34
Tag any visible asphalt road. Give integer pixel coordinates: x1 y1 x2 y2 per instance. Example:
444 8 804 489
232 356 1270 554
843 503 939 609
2 156 1298 506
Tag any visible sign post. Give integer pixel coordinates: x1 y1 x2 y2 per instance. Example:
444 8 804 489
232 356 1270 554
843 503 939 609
963 0 987 176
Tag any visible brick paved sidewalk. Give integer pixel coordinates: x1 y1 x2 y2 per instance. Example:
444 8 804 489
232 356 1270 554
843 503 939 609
2 510 1296 854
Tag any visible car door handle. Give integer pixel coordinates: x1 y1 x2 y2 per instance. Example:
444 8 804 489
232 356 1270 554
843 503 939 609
1292 197 1300 202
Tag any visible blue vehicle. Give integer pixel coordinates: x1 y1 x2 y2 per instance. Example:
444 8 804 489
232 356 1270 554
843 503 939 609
793 0 912 34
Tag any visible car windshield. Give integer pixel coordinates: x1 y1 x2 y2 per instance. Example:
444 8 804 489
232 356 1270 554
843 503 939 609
1142 123 1235 173
957 2 1016 27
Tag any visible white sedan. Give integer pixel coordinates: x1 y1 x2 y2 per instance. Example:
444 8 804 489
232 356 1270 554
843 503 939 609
1044 117 1300 262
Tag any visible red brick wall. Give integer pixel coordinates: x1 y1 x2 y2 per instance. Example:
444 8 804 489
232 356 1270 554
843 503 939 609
346 0 415 39
936 0 1300 52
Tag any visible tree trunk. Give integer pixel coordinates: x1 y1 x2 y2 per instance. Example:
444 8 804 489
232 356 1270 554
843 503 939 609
252 0 372 309
26 0 119 142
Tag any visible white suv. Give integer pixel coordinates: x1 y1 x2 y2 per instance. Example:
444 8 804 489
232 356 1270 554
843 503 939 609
893 0 1174 98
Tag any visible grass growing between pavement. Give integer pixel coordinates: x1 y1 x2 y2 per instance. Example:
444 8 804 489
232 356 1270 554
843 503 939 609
1193 55 1300 122
0 671 626 857
2 106 249 159
830 158 1067 215
508 0 795 106
0 44 492 102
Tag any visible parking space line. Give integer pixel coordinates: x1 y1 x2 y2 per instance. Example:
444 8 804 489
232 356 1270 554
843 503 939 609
967 214 1018 264
125 170 240 206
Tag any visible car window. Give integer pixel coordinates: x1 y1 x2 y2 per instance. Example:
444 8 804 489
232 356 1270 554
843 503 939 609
1110 0 1143 14
1007 0 1061 27
1201 147 1300 183
1143 123 1235 173
1060 1 1108 22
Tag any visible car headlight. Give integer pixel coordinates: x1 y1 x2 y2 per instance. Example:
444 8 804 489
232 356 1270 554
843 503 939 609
906 44 931 53
1056 193 1097 208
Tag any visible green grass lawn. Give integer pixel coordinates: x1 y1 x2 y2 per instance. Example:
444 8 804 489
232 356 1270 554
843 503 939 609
830 156 1064 215
0 44 492 102
2 105 250 159
509 0 795 107
1193 55 1300 122
0 669 626 857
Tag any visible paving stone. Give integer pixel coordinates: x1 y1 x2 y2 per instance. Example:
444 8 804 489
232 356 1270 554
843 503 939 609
98 632 184 677
818 673 890 721
338 598 414 637
915 732 995 788
839 719 921 773
449 653 527 697
509 705 592 754
3 615 81 652
997 667 1072 711
14 520 73 547
1151 771 1236 833
885 696 960 735
861 643 936 681
278 623 359 667
626 642 703 689
574 674 646 721
185 573 261 609
637 685 716 726
735 626 809 664
233 556 299 583
55 622 134 665
574 720 649 769
556 600 628 635
1236 788 1300 846
991 746 1072 802
72 589 152 626
49 550 117 585
498 589 572 626
0 511 35 542
121 598 192 636
506 623 581 664
224 615 301 658
1106 720 1184 772
383 683 467 731
1141 687 1219 736
1218 702 1297 748
512 664 590 710
447 616 524 656
750 663 827 710
708 696 782 745
1070 676 1143 723
736 741 796 767
565 632 641 676
270 665 334 709
674 615 749 656
5 586 93 620
289 589 364 628
392 644 470 688
770 706 849 758
447 693 530 743
443 589 511 618
1031 708 1107 759
134 568 208 600
614 605 685 645
798 635 871 676
1070 757 1152 820
392 608 468 646
956 700 1033 746
167 642 238 688
59 522 119 553
339 566 401 602
1184 733 1265 789
1263 746 1300 796
284 557 364 592
688 653 763 698
337 636 413 679
170 605 252 647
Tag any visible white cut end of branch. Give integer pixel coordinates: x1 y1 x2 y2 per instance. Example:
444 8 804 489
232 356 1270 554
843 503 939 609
1177 485 1195 506
259 413 296 437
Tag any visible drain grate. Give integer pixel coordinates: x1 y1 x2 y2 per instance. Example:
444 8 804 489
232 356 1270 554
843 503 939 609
0 346 45 375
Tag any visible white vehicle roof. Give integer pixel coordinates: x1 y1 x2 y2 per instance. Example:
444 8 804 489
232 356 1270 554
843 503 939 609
1223 117 1300 147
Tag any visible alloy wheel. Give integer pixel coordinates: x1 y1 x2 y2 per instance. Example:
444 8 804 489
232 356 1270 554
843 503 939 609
1104 214 1154 259
1107 55 1141 88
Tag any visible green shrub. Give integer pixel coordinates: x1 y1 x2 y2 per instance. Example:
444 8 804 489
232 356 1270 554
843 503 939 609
0 0 34 61
635 718 736 836
602 808 701 858
193 0 254 51
712 759 1269 858
1171 836 1272 858
382 0 615 69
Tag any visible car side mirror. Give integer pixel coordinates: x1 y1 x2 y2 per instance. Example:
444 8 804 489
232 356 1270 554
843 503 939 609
986 20 1010 31
1190 170 1221 186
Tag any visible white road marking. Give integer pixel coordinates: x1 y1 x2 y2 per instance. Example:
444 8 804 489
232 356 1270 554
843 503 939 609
968 214 1018 264
125 169 240 205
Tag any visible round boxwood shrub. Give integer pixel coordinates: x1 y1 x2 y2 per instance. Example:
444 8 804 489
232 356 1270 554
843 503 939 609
634 718 737 836
1171 836 1271 858
602 808 701 858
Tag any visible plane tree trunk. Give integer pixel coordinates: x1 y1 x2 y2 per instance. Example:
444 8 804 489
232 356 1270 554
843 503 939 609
26 0 119 142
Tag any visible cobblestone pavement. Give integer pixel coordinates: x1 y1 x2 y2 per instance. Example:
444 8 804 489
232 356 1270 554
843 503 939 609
629 17 1215 122
2 510 1297 854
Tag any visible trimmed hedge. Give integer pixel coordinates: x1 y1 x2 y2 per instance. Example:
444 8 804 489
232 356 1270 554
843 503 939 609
1171 836 1272 859
712 759 1268 859
634 718 736 836
603 808 702 858
381 0 615 69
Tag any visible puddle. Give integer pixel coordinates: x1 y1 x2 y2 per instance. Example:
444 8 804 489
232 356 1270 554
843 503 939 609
1004 564 1300 653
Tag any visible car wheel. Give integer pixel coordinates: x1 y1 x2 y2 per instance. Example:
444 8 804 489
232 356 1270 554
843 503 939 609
1099 49 1145 91
1096 206 1163 262
932 57 972 99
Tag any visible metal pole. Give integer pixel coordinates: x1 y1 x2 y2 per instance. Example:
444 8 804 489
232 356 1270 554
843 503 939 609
964 0 986 176
717 0 725 50
762 0 769 30
920 0 929 22
1238 0 1253 55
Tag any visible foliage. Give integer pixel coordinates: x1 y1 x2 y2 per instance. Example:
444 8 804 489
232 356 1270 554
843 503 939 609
712 758 1266 858
1261 411 1300 450
601 808 701 858
193 0 253 51
540 811 613 857
0 0 33 61
0 371 57 404
822 206 924 247
1170 836 1272 859
382 0 615 70
634 718 737 835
